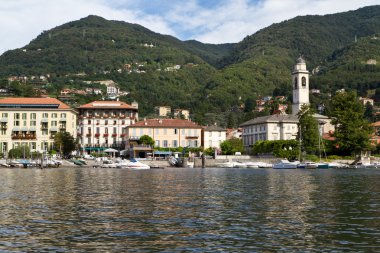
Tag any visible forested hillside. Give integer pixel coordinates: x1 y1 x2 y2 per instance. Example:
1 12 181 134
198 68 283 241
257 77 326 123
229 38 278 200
0 6 379 126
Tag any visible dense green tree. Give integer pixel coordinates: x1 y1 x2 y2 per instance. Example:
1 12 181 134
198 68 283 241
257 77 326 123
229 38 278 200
54 132 76 157
220 137 244 155
8 145 31 159
364 102 375 123
297 104 319 155
139 135 155 146
244 98 255 112
330 91 372 155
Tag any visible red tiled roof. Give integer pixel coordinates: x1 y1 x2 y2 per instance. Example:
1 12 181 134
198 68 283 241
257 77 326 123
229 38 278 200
129 119 202 128
0 97 70 109
78 101 136 110
372 121 380 127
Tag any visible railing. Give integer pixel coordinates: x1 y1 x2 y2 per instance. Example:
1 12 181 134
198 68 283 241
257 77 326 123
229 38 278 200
11 134 37 140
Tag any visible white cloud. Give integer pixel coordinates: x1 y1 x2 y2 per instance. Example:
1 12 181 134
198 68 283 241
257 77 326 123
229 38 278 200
0 0 378 54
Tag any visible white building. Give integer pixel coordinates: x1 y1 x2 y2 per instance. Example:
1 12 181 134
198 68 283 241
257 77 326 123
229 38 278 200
240 115 299 153
202 125 227 149
292 56 310 115
77 101 138 154
240 56 335 154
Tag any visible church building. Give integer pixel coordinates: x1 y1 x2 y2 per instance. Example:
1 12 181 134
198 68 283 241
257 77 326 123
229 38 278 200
240 57 334 154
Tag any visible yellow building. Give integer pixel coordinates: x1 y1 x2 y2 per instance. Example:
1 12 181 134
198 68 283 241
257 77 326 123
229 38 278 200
154 106 171 117
126 119 202 148
0 97 77 154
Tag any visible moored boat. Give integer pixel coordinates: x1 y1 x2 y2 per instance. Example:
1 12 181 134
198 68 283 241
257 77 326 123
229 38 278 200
116 158 150 170
273 160 299 169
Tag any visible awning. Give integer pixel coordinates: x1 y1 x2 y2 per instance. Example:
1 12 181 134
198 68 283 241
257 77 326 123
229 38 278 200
84 147 106 151
50 127 58 132
0 118 8 122
41 118 48 123
153 151 173 155
104 148 119 153
59 118 67 121
21 126 28 131
29 127 36 131
12 127 20 131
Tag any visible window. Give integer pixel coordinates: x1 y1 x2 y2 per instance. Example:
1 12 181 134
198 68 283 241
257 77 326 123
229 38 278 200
294 77 298 89
30 142 36 150
88 120 91 124
30 113 36 120
1 113 8 118
209 131 212 137
140 128 143 136
163 140 168 147
302 77 306 87
14 113 20 120
113 120 117 125
52 113 57 118
174 128 178 134
182 129 185 135
14 121 20 126
61 113 66 118
113 127 117 134
42 113 48 118
105 128 109 134
164 128 167 135
22 113 27 120
155 140 160 147
219 131 222 137
209 140 212 147
173 140 178 148
96 127 100 134
155 128 160 135
42 130 48 135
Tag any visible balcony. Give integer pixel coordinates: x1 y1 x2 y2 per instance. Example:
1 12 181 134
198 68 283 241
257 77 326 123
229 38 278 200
103 133 109 137
12 134 37 140
86 133 92 137
185 136 199 140
95 133 100 138
111 133 117 137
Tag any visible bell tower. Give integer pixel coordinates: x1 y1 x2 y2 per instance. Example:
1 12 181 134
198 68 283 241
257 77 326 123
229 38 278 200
292 56 310 115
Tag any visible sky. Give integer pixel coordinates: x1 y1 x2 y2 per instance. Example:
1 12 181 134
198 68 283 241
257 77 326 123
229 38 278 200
0 0 379 54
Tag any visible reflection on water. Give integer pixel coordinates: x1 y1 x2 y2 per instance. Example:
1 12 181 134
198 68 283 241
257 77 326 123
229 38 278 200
0 168 379 252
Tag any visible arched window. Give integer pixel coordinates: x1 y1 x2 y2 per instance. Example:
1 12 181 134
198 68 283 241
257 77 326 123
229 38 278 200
302 77 306 86
294 77 298 89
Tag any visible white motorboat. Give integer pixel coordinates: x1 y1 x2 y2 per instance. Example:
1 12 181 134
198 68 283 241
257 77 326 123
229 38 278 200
272 160 299 169
297 161 318 169
244 161 273 168
244 162 259 168
116 159 150 170
215 162 234 168
353 162 380 169
100 160 117 168
215 161 247 168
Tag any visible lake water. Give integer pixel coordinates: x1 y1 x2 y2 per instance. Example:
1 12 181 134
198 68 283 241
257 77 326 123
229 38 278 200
0 167 379 252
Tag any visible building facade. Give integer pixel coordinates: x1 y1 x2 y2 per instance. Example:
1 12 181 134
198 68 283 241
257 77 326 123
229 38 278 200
240 115 299 153
202 125 227 149
292 56 310 115
155 106 171 117
0 97 77 154
126 119 203 148
77 101 138 154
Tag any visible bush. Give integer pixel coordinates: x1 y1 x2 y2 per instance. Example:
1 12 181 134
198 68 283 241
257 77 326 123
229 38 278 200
252 140 299 160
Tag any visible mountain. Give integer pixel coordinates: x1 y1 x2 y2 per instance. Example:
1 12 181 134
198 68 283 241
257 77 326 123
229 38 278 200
0 15 230 75
0 6 380 126
312 34 380 93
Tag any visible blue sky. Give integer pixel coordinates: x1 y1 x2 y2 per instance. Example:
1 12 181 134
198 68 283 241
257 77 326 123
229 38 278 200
0 0 379 54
